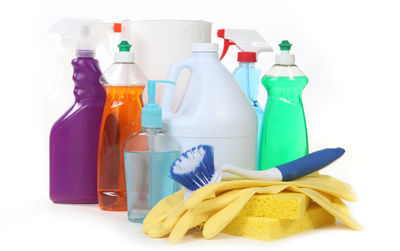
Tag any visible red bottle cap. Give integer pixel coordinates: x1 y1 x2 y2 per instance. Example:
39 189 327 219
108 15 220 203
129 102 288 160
114 23 122 33
237 52 257 62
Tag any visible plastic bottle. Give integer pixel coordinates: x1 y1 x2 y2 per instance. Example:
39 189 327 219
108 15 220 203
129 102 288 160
161 43 257 170
124 80 180 223
259 40 309 170
44 49 74 139
131 20 211 107
217 29 273 168
49 19 117 203
233 57 263 141
98 40 147 211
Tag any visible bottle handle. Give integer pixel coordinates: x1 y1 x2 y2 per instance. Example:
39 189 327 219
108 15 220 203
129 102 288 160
161 57 195 119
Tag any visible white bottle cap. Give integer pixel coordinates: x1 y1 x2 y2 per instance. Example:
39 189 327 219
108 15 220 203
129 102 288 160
115 51 135 63
191 43 219 52
276 51 295 65
275 40 295 65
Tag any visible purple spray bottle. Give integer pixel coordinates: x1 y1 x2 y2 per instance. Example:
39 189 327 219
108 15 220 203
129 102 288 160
49 19 118 203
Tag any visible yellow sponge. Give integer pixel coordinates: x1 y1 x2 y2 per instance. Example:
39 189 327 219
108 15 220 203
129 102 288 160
238 192 310 219
223 204 335 241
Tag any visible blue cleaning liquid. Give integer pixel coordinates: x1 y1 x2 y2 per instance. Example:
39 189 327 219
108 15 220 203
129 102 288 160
233 62 263 168
124 150 180 223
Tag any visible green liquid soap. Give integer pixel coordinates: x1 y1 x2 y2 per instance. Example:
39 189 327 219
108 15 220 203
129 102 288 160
259 75 308 170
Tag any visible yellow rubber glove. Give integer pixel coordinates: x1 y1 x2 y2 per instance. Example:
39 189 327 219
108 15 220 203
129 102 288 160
146 201 186 238
144 189 184 224
293 187 362 230
202 186 288 239
145 185 288 242
185 174 357 210
168 189 244 243
142 174 361 243
145 190 240 239
143 189 184 234
202 185 362 240
161 185 288 243
168 186 291 243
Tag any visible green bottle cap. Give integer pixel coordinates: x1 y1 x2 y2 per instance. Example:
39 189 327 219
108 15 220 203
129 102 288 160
118 40 131 52
279 40 292 51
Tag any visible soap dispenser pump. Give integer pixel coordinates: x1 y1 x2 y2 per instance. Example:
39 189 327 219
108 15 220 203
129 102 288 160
124 80 181 223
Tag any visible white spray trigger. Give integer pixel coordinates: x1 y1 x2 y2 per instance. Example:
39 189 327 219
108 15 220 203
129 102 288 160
218 29 273 60
50 18 119 57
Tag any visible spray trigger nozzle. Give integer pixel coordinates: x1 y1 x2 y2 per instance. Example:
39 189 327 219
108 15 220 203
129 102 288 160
217 28 273 61
217 29 236 60
50 18 122 58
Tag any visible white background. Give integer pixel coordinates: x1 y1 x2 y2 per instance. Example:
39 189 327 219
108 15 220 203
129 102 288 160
1 0 399 250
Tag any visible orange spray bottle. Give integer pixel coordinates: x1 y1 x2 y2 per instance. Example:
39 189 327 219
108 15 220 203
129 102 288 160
98 25 147 210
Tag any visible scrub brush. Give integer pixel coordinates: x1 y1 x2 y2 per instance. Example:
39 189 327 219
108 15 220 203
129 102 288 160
170 145 345 200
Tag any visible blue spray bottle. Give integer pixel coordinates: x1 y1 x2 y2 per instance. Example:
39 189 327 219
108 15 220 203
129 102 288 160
124 80 181 223
218 29 273 168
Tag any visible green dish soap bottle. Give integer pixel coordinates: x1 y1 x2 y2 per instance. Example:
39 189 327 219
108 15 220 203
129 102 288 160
259 40 308 170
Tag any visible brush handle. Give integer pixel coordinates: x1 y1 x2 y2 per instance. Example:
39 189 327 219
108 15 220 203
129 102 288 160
222 148 345 181
275 147 345 181
221 164 283 181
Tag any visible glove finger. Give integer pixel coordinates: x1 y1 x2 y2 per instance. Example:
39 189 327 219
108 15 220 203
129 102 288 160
143 191 184 234
142 201 184 237
202 186 289 239
168 189 243 243
295 187 362 230
147 201 186 238
143 189 184 225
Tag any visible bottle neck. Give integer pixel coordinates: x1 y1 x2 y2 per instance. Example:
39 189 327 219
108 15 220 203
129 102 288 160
235 62 260 102
72 57 105 102
141 127 164 133
238 62 255 67
76 50 95 58
267 64 305 77
275 51 295 65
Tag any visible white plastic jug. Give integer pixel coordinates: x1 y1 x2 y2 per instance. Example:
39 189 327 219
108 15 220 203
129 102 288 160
162 43 257 170
131 20 212 109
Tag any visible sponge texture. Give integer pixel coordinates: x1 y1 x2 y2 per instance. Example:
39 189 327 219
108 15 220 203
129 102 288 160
223 204 335 241
238 192 310 219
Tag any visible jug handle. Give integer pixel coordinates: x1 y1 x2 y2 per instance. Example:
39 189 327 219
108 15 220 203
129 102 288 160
161 57 195 119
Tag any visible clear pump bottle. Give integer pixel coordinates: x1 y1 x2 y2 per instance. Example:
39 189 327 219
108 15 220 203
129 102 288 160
124 80 180 223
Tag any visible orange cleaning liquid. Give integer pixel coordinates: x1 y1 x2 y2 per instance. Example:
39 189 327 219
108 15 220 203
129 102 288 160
98 85 144 211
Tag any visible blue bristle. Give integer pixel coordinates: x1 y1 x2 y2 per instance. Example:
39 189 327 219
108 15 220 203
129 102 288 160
169 144 216 191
